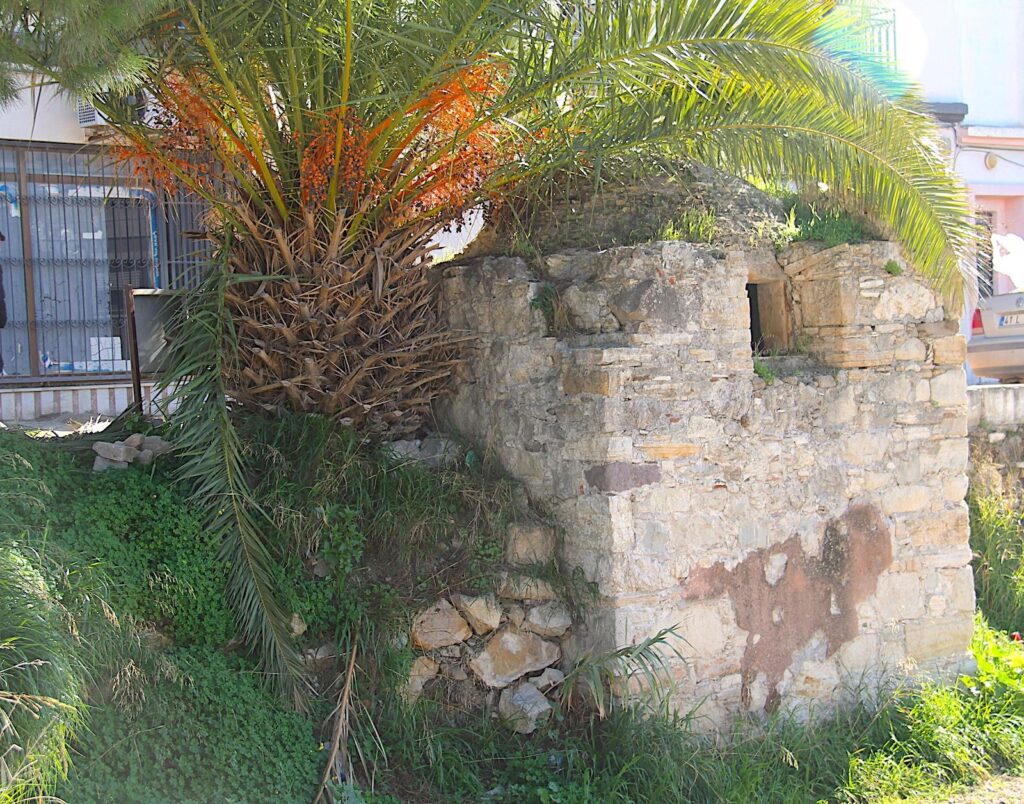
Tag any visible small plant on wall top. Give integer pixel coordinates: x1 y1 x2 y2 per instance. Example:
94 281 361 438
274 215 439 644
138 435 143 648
885 259 904 276
753 358 776 385
659 206 717 243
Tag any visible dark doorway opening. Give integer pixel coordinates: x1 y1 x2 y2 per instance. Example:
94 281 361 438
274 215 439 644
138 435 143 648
746 283 764 354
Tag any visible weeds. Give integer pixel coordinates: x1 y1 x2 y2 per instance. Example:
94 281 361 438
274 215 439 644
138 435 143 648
659 206 717 243
530 282 576 336
753 358 776 385
884 259 904 276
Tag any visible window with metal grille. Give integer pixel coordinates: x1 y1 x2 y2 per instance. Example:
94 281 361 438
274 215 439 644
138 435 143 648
0 142 210 379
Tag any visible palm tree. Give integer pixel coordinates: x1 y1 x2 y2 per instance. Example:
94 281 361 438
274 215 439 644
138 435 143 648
0 0 976 699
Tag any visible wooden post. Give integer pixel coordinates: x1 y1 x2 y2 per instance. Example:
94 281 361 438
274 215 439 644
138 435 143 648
125 285 144 415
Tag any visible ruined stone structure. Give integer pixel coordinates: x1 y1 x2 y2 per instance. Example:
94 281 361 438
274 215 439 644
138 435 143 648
439 239 975 726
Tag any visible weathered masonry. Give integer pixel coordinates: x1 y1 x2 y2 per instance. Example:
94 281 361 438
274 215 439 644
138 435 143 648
440 240 974 726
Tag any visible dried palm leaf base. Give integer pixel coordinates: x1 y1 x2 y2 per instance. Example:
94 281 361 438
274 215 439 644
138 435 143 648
222 220 462 436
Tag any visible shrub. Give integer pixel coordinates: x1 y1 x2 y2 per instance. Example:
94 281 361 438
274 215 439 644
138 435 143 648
60 648 320 804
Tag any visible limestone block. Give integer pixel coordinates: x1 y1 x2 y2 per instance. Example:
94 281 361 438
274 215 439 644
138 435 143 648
894 338 927 362
881 485 930 515
470 628 560 688
141 435 173 455
529 667 565 692
498 574 557 602
93 440 140 463
499 682 553 734
919 438 969 475
135 449 155 466
871 279 937 323
92 455 129 472
404 656 439 705
941 475 969 504
932 335 967 366
563 369 612 396
946 566 976 614
836 632 881 672
931 370 967 408
584 461 661 493
875 573 926 620
639 442 700 460
823 387 858 426
841 432 888 466
452 593 503 635
411 600 472 650
505 523 556 566
523 601 572 638
905 617 974 663
124 432 146 449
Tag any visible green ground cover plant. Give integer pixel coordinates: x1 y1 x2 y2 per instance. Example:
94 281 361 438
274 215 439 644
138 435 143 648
59 648 320 804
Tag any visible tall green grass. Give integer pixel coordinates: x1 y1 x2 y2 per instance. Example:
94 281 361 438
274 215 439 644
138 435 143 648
970 489 1024 634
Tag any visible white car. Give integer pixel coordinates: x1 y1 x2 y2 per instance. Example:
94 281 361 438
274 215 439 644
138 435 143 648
968 292 1024 382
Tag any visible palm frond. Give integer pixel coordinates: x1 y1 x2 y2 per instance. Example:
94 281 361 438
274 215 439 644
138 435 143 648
159 241 306 704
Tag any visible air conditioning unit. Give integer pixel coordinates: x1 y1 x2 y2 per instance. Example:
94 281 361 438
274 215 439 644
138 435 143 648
76 98 109 128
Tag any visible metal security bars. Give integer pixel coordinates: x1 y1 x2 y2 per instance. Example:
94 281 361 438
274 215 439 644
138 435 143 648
0 142 210 380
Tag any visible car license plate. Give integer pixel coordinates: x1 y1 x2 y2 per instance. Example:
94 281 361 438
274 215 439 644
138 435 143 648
999 313 1024 327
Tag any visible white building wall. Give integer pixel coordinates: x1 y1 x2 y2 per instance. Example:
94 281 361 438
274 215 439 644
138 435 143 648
0 83 88 144
893 0 1024 128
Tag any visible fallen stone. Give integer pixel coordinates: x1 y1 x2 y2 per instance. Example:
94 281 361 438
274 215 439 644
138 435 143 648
452 593 503 635
304 643 337 664
388 439 421 460
469 628 560 688
404 656 440 705
528 667 565 693
499 682 553 734
443 664 469 682
92 455 129 472
289 613 307 637
411 600 472 650
123 432 146 449
419 436 459 468
135 448 155 466
523 601 572 638
93 441 140 463
507 604 526 628
505 523 555 566
498 573 557 602
438 644 462 660
141 435 173 455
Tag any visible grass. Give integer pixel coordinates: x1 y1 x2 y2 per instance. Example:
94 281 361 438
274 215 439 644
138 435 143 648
658 206 717 243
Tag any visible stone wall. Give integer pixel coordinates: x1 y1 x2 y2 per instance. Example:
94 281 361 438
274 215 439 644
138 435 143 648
968 384 1024 431
438 239 975 726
